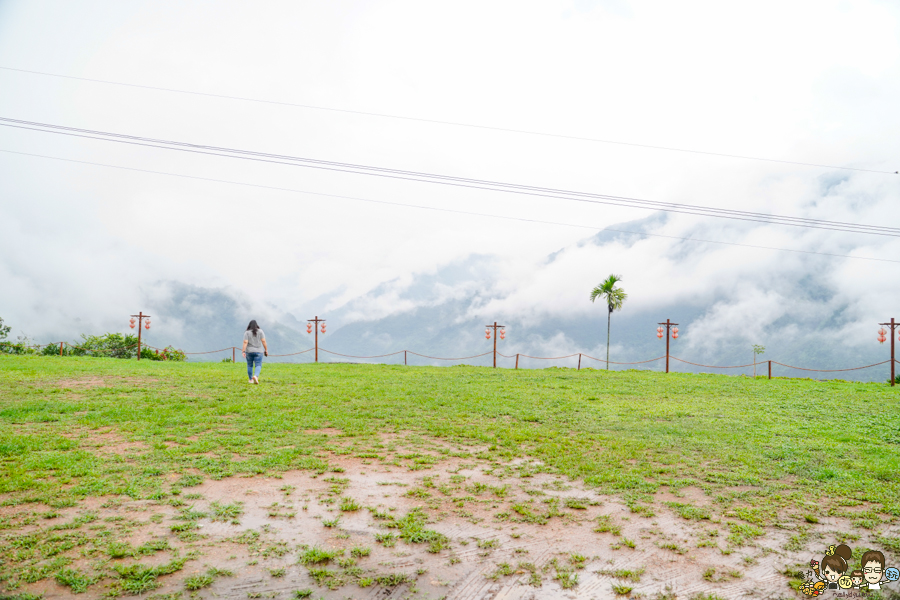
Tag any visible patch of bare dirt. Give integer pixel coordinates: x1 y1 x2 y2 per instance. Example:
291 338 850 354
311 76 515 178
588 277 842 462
59 427 149 455
52 375 159 389
304 427 345 436
653 486 710 506
166 462 898 600
54 377 109 389
3 448 899 600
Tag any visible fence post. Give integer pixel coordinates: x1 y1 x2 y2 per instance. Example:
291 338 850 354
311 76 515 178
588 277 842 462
878 317 897 386
515 354 519 369
233 347 236 363
493 322 498 368
578 353 581 370
768 360 772 379
666 319 670 373
404 350 407 366
59 342 63 357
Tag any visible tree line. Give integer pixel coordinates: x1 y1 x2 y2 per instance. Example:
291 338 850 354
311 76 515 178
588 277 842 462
0 317 185 361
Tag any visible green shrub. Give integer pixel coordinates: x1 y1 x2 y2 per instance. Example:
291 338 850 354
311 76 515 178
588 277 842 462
0 316 10 341
0 339 39 355
41 343 67 356
142 346 187 361
73 333 142 358
0 318 36 355
15 331 188 360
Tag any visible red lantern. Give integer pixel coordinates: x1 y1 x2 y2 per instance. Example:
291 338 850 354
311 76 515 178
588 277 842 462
672 332 679 339
878 327 887 344
499 329 505 340
306 324 312 334
321 324 326 333
485 334 490 340
129 322 135 329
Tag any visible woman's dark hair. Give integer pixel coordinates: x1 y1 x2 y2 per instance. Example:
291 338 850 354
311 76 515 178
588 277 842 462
822 544 853 575
246 320 260 334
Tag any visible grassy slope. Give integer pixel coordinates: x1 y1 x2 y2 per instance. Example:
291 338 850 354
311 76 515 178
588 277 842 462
1 355 898 518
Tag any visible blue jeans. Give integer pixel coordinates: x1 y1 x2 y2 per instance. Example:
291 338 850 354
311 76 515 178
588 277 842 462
246 352 263 379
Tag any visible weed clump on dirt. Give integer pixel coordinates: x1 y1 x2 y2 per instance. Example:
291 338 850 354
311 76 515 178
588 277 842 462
593 514 622 535
374 572 413 586
110 558 186 594
184 573 214 590
339 497 361 512
381 508 450 553
55 567 99 593
210 501 244 524
666 501 711 520
298 546 343 565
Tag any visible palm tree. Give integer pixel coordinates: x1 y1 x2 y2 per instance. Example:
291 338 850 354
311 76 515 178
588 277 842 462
590 275 627 370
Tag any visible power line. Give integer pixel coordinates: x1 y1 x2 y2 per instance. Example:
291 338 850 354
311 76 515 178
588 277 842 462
2 147 898 265
1 116 898 238
4 116 895 236
1 65 896 176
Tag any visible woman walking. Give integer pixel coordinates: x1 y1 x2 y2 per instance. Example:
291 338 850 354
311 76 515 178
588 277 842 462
242 320 268 384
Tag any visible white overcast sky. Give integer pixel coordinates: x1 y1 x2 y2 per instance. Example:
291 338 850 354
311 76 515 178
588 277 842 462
1 0 899 350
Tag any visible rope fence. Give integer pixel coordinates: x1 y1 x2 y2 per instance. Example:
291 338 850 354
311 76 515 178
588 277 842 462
268 349 314 358
3 340 899 381
319 349 405 359
582 354 668 365
407 351 493 360
769 359 893 373
670 357 759 369
178 347 234 355
504 352 580 360
65 341 140 352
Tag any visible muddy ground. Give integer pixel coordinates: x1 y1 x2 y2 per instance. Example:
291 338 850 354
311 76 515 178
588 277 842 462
4 431 899 600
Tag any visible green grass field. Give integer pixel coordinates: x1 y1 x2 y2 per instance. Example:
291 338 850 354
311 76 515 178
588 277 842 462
1 355 899 597
2 356 898 512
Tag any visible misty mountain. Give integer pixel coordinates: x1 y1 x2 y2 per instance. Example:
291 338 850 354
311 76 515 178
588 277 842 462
138 213 896 384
